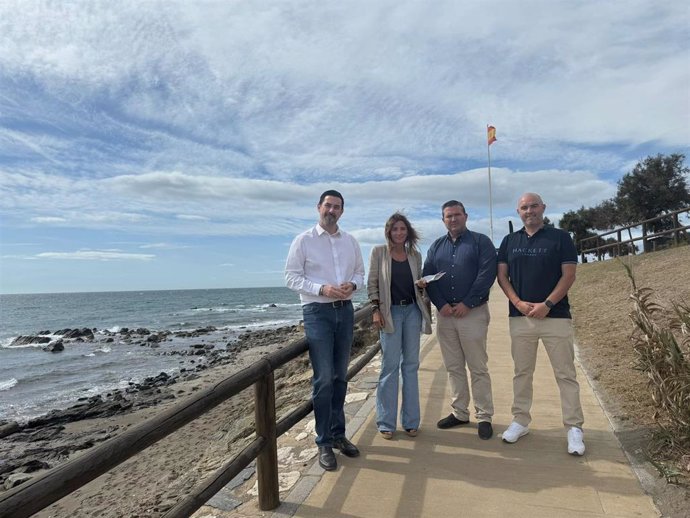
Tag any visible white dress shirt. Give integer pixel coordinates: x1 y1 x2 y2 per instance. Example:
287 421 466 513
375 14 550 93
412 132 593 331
285 224 365 305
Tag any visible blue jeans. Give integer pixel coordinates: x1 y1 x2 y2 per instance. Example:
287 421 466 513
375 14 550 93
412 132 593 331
303 301 354 447
377 303 422 432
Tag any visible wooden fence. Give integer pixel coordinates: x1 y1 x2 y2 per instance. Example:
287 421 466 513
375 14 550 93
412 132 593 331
0 305 377 518
578 207 690 262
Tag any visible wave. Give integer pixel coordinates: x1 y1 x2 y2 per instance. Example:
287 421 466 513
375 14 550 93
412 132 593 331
226 318 299 331
190 307 237 313
2 341 52 349
84 345 112 357
190 302 301 313
0 378 18 391
1 332 67 349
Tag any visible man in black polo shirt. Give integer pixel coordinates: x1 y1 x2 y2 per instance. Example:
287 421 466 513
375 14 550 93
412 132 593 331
497 192 585 455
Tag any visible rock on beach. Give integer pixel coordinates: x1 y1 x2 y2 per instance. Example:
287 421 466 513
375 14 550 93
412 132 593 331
0 323 308 493
0 320 378 518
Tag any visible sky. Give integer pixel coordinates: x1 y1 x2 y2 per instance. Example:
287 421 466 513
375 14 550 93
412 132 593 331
1 0 689 294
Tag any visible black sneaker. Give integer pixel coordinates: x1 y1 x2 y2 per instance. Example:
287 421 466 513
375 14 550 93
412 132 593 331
436 414 470 429
318 446 337 471
478 421 493 440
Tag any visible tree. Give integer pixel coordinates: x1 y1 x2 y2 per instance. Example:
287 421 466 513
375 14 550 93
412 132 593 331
559 208 598 254
587 200 622 230
614 154 690 226
560 208 592 242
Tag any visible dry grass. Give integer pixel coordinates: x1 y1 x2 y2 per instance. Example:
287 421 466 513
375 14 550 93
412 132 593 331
570 244 690 481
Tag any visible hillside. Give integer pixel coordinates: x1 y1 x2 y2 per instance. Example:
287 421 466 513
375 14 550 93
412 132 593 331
570 244 690 515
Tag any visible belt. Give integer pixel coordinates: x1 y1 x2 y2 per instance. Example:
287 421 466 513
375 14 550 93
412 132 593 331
317 300 352 308
392 299 412 306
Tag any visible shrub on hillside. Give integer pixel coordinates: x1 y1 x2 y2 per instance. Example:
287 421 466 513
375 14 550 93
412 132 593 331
623 261 690 483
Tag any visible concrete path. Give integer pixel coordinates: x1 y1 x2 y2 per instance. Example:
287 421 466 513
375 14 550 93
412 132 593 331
275 288 659 518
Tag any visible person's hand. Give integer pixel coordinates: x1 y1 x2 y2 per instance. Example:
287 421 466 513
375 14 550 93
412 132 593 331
451 302 470 318
372 310 385 329
515 300 535 316
439 304 454 317
526 302 550 319
416 279 428 289
339 282 355 297
322 284 348 299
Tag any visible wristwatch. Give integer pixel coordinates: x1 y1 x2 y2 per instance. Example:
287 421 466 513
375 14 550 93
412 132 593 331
544 299 555 309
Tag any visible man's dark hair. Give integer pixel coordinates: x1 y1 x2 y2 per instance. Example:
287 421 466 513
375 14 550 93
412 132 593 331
441 200 465 216
319 189 345 208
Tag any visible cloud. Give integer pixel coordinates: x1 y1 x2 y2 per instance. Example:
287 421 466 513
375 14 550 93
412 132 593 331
176 214 209 221
0 165 619 238
35 250 155 261
138 242 188 249
0 1 688 294
30 216 66 223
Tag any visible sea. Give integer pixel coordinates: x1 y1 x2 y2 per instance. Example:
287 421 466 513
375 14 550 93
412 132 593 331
0 287 367 422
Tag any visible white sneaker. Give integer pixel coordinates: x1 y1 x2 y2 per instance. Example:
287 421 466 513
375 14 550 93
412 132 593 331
567 427 585 455
501 421 529 443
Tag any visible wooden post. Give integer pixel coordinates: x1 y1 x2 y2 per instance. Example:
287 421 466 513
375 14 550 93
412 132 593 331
673 213 680 245
642 222 648 252
255 373 279 510
616 230 622 257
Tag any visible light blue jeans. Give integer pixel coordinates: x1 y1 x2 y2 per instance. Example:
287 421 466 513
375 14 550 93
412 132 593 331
376 303 422 432
303 301 354 447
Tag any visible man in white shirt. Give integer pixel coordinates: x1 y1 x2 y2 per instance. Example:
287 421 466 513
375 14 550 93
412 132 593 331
285 190 365 471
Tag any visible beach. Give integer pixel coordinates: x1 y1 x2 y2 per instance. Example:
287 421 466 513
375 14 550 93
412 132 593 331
0 317 378 517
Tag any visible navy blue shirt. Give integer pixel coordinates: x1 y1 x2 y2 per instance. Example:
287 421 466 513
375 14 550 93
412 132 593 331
422 230 497 311
497 226 577 318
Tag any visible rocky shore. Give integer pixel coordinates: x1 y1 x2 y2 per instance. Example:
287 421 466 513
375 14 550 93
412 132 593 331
0 321 377 517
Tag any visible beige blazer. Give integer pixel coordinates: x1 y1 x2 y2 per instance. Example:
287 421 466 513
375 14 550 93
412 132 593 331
367 244 432 335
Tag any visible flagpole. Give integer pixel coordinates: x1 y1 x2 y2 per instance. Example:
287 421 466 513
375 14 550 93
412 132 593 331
487 125 494 243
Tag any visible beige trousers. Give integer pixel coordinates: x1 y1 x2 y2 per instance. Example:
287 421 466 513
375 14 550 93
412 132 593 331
509 317 584 428
436 303 494 422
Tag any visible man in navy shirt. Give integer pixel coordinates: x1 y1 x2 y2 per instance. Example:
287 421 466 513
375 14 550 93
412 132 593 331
497 192 585 455
423 200 497 440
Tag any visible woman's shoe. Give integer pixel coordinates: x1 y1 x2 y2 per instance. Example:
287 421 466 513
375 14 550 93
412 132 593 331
404 429 418 437
380 430 393 440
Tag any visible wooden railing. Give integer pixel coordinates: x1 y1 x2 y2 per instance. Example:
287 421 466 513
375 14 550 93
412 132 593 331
578 207 690 262
0 305 378 518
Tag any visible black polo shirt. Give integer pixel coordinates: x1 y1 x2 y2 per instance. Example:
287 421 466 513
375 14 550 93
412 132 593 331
497 226 577 318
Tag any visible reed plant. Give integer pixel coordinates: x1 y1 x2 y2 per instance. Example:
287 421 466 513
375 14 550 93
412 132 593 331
623 261 690 483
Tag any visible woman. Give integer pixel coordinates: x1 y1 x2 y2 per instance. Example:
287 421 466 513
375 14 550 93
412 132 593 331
367 212 432 439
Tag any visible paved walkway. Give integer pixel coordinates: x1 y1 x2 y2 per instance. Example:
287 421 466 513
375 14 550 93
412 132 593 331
274 288 659 518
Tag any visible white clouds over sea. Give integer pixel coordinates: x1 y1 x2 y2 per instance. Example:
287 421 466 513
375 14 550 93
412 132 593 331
0 0 688 292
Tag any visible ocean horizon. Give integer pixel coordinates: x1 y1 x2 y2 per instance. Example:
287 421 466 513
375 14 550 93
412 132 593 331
0 286 368 422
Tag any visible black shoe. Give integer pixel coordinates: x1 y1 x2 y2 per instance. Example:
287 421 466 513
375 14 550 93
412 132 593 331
333 437 360 457
318 446 337 471
478 421 493 440
437 414 470 429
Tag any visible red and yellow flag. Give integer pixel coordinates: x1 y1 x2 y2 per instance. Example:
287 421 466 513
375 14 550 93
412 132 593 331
487 125 497 145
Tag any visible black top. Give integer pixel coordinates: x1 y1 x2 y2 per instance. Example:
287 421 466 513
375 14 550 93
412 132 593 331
497 226 577 318
390 258 416 305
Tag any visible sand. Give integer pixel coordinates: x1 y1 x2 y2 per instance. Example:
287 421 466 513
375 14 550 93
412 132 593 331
3 323 377 518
